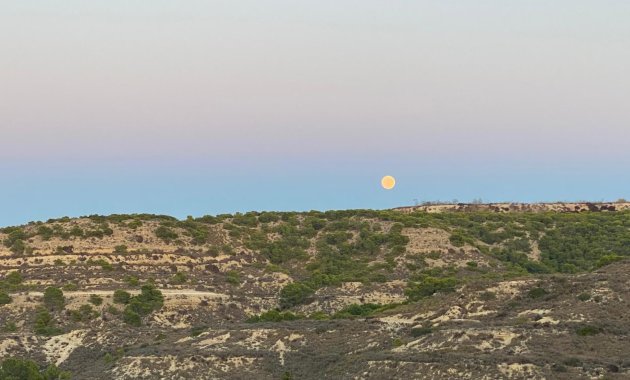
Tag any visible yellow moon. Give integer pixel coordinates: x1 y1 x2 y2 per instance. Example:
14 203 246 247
381 175 396 190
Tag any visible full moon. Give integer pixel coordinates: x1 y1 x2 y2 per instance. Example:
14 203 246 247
381 175 396 190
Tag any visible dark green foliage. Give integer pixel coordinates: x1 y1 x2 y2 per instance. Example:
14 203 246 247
232 213 259 227
69 304 98 322
122 285 164 326
86 259 113 271
406 276 457 301
113 290 131 304
4 271 22 286
246 310 301 323
479 291 497 301
43 287 65 311
527 287 548 299
332 303 392 319
0 291 11 305
410 326 433 337
114 245 128 254
0 358 70 380
34 308 62 336
170 272 188 285
89 294 103 306
576 325 602 336
577 293 591 301
155 226 178 242
190 325 208 337
226 271 241 285
122 308 141 327
279 282 315 309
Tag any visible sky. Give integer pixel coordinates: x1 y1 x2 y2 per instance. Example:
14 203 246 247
1 1 629 226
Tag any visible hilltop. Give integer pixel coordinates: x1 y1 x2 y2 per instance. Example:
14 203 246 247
0 206 629 379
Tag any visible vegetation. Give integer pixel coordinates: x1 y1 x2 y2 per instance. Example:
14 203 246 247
69 304 98 322
113 290 132 304
122 284 164 326
43 287 65 311
247 310 302 323
0 291 11 305
34 308 62 336
0 358 70 380
89 294 103 306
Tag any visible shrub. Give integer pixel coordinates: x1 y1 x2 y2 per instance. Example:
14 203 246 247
333 303 383 319
0 291 11 305
0 358 70 380
69 304 98 322
170 272 188 285
479 291 497 301
155 226 178 242
405 276 457 301
279 282 315 309
43 287 65 311
34 308 62 336
226 271 241 285
410 326 433 337
113 290 131 304
190 325 208 337
89 294 103 306
114 245 128 254
576 325 602 336
247 310 301 323
122 308 141 327
527 287 548 299
577 293 591 301
4 271 23 285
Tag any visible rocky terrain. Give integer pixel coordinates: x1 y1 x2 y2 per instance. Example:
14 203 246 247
0 204 629 379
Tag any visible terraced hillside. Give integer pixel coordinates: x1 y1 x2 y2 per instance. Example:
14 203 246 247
1 206 629 379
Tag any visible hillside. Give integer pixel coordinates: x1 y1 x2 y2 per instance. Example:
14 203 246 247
1 206 629 379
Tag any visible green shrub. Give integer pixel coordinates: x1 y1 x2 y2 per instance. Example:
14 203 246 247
527 287 548 299
279 282 315 309
226 271 241 285
247 310 301 323
576 325 602 336
34 308 62 336
577 293 591 301
114 245 128 254
0 291 11 305
113 290 131 304
170 272 188 285
190 325 208 337
122 308 141 327
333 303 383 319
89 294 103 306
4 271 23 285
43 287 65 311
2 321 17 332
155 226 178 242
0 358 70 380
410 326 433 337
405 276 457 301
69 304 98 322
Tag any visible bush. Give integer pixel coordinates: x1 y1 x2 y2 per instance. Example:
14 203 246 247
69 304 98 322
0 291 12 305
405 276 457 301
122 308 141 327
155 226 178 242
4 271 22 285
333 303 383 319
170 272 188 285
113 290 131 304
0 358 70 380
527 287 548 299
43 287 65 311
226 271 241 285
122 284 164 326
410 326 433 337
114 245 128 254
34 308 62 336
577 293 591 301
89 294 103 306
576 325 602 336
279 282 315 309
247 310 301 323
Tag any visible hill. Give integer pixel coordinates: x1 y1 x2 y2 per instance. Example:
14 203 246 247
1 206 629 379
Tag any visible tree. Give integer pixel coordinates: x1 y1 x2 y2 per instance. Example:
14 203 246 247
43 287 65 311
113 290 131 305
279 282 314 309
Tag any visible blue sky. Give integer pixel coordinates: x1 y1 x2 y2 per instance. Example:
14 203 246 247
1 1 629 226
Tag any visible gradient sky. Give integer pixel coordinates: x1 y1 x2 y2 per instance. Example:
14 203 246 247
1 1 629 226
